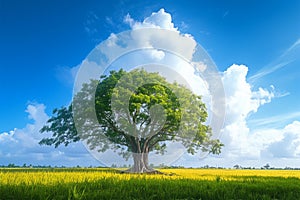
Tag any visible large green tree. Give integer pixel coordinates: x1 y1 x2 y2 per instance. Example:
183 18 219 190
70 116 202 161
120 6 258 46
40 69 223 173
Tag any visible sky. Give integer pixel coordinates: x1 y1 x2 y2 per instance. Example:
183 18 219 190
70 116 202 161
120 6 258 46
1 0 300 168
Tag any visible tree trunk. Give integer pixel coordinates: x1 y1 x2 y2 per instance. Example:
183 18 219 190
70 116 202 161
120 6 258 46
122 153 161 174
121 138 163 174
128 153 152 173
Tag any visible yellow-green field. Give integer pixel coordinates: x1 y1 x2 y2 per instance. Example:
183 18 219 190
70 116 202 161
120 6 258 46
1 168 300 199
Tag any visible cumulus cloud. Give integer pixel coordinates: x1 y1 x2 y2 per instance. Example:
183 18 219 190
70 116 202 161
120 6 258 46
125 9 178 31
261 121 300 158
222 64 274 125
68 8 198 88
195 64 300 168
0 103 98 166
175 63 300 168
216 64 274 158
203 64 274 163
119 8 196 60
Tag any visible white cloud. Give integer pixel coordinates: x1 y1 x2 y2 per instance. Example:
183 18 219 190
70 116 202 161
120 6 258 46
261 121 300 158
222 64 274 125
149 49 165 61
66 8 198 88
191 64 300 168
0 103 98 166
173 63 297 168
120 8 196 60
125 9 178 31
217 64 274 160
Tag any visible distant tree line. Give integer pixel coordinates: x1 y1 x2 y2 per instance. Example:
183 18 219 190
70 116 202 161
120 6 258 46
0 163 103 168
1 163 300 170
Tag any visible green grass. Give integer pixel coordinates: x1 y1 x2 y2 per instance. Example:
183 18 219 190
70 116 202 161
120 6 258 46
1 168 300 200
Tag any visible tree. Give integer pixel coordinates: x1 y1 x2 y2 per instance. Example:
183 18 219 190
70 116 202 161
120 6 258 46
40 69 223 173
233 164 240 169
264 163 270 169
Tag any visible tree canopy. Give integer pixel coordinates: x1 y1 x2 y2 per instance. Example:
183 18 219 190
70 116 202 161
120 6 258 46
40 69 223 173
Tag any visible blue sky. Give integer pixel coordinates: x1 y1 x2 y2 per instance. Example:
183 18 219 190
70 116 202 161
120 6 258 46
1 0 300 167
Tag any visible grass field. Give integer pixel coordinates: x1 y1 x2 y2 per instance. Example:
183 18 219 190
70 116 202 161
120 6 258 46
1 168 300 199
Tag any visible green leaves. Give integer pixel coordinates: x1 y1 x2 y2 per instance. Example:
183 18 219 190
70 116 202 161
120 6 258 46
39 105 79 148
40 68 223 157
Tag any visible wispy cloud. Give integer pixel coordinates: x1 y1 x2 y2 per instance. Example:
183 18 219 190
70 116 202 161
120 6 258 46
249 38 300 82
249 60 294 82
280 38 300 59
249 111 300 128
